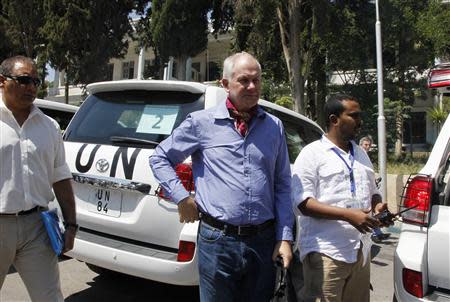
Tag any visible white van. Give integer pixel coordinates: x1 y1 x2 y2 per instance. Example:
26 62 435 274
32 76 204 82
62 80 323 286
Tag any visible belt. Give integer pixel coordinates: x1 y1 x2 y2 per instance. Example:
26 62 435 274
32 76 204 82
0 206 44 216
200 213 275 236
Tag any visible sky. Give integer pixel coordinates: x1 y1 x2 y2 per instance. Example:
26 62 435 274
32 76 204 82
46 65 55 82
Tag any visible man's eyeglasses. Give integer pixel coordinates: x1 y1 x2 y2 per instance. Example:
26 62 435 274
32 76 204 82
2 74 41 87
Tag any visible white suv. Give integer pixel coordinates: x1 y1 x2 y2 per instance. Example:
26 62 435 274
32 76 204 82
34 98 78 130
61 80 323 285
394 114 450 301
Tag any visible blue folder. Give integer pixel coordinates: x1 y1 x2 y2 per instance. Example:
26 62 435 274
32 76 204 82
41 209 64 256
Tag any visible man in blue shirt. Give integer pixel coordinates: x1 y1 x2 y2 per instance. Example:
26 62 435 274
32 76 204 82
150 52 293 302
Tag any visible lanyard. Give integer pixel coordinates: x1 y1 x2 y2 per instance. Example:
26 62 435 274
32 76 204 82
331 144 356 196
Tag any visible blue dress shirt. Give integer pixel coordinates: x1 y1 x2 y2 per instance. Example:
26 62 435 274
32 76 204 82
150 100 293 241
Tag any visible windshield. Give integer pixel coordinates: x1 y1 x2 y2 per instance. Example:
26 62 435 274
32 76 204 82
64 90 204 147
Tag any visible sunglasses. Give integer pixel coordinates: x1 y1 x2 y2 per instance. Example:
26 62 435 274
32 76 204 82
3 74 41 87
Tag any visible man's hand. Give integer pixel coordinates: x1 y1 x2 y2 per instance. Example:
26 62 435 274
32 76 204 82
373 202 395 227
62 228 76 254
373 202 388 215
53 179 77 254
177 196 199 223
272 240 293 269
344 208 380 234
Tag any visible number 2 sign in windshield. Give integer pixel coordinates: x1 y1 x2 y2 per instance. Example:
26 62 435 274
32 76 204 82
137 105 179 135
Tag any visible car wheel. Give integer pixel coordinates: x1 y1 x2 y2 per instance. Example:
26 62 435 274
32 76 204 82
392 293 398 302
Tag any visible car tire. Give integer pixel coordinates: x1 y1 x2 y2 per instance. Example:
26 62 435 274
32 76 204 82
392 293 398 302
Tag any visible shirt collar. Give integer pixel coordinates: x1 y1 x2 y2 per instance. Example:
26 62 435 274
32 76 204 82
0 97 40 119
321 134 356 154
213 99 266 120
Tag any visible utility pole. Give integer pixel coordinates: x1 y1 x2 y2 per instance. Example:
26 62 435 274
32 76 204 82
375 0 387 201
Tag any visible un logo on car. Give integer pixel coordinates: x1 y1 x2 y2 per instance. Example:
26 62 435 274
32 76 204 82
95 158 110 173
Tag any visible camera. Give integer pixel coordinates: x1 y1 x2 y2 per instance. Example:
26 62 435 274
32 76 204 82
375 209 395 225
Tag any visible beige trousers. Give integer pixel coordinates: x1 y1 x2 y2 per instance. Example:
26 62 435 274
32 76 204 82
300 247 370 302
0 211 64 302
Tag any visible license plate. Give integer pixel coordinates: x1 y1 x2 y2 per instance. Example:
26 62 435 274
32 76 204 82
88 188 122 217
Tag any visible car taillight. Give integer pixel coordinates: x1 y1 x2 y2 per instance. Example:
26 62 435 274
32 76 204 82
400 174 432 226
158 163 195 200
403 268 424 298
177 240 195 262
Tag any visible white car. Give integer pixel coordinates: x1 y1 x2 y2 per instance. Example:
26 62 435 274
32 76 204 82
394 114 450 301
34 98 78 130
61 79 323 286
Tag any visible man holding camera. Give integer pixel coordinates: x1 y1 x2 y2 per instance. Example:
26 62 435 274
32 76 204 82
292 94 390 302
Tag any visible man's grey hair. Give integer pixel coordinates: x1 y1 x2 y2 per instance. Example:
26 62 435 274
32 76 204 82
359 135 373 146
0 56 36 75
222 52 261 80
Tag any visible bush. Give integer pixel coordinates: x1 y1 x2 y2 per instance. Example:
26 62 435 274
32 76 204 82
275 96 294 110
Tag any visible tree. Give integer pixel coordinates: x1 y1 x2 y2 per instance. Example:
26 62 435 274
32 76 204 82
417 0 450 62
0 0 46 59
228 0 321 115
0 0 48 96
150 0 210 80
276 0 310 115
0 19 19 62
229 0 289 103
229 0 376 128
380 0 435 156
42 0 146 103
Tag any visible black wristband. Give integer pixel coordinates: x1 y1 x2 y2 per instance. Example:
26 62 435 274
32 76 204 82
64 222 79 231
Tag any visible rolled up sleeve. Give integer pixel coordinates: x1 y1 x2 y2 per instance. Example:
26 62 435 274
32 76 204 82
53 128 72 183
291 147 317 215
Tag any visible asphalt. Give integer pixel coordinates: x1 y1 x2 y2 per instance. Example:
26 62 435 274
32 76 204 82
1 223 401 302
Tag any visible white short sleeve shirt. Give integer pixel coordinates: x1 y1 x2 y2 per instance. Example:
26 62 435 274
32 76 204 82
291 135 380 264
0 100 72 213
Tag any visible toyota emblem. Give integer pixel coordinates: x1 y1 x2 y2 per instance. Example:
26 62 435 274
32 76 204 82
95 159 110 173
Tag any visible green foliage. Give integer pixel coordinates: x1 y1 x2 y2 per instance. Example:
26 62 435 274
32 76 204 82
210 0 235 36
326 1 376 76
275 96 294 110
427 104 449 131
261 70 291 103
372 98 412 151
150 0 210 73
36 55 48 98
417 0 450 60
42 0 145 87
372 153 428 174
0 19 21 62
0 0 46 59
381 1 434 103
230 0 288 86
329 82 378 138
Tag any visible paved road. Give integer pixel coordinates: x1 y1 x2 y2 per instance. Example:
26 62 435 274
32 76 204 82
370 230 398 302
1 228 399 302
